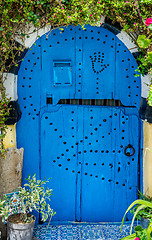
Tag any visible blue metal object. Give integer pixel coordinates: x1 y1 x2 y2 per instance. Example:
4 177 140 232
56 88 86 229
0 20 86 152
53 61 72 86
17 25 142 222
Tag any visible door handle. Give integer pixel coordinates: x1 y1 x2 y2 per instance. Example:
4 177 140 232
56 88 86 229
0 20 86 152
124 144 135 157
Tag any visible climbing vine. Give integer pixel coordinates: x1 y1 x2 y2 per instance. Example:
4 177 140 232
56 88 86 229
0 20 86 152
0 0 152 156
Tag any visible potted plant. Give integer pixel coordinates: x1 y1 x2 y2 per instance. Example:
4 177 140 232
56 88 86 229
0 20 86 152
120 197 152 240
130 192 152 229
120 225 152 240
0 174 55 240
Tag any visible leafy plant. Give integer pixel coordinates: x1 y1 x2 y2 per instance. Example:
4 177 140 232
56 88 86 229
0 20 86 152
121 225 152 240
0 174 55 224
130 192 152 222
121 199 152 240
120 233 136 240
137 35 151 49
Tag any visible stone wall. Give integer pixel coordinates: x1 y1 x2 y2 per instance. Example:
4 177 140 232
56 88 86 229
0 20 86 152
143 122 152 196
0 148 24 240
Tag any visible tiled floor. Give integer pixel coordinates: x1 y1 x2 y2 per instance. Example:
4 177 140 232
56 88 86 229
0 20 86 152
33 222 132 240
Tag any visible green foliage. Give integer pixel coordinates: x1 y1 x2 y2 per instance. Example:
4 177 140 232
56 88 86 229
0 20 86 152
0 199 8 218
130 192 152 222
148 85 152 106
121 225 152 240
0 174 55 223
120 233 136 240
137 35 151 49
121 200 152 234
0 0 152 156
121 196 152 240
147 223 152 240
147 52 152 63
0 75 10 157
135 225 148 240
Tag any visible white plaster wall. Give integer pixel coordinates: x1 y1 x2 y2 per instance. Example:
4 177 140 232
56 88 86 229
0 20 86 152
3 73 17 101
97 16 105 26
141 74 151 98
15 25 51 48
117 31 138 53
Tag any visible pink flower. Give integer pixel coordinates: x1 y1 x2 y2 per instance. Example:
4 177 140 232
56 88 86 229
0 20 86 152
125 13 127 15
4 104 6 106
98 1 100 3
134 23 137 25
126 1 128 2
90 14 92 17
134 238 140 240
68 16 71 18
61 7 64 10
145 18 152 26
79 10 81 12
54 15 56 18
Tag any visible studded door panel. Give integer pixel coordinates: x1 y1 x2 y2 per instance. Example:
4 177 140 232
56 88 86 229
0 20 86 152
41 105 139 221
41 105 81 221
81 106 139 222
81 27 115 99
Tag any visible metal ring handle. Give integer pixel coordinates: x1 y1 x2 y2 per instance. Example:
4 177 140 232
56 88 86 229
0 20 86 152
124 144 135 157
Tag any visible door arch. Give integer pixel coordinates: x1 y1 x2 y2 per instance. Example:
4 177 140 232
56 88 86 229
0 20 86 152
17 25 142 222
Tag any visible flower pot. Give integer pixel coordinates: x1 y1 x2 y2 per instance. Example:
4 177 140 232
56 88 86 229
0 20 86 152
7 214 35 240
140 217 150 229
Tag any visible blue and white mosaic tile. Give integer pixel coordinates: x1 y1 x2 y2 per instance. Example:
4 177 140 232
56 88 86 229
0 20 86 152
33 223 133 240
101 224 131 240
80 225 104 239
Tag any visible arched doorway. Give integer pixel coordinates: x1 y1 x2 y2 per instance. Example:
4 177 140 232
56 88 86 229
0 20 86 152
17 25 142 222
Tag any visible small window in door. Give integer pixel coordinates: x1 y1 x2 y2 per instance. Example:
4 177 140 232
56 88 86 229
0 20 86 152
53 60 72 86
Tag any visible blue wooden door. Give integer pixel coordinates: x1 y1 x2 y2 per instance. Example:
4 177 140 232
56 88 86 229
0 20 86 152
41 105 139 222
17 25 142 222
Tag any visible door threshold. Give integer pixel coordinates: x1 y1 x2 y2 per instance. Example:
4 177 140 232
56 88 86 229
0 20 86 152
40 220 133 226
